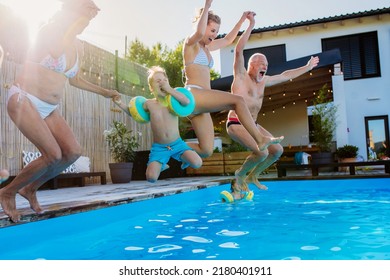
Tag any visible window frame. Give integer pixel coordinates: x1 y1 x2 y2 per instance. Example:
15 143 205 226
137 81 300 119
322 31 381 80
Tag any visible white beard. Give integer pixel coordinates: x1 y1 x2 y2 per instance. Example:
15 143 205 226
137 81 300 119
256 75 264 83
257 71 267 82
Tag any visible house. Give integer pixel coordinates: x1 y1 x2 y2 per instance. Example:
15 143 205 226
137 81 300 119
211 7 390 161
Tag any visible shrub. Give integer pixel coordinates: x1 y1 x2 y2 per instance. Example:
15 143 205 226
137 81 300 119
336 144 359 159
311 84 337 152
103 121 140 162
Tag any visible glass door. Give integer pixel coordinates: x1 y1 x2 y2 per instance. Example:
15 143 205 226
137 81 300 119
365 115 389 160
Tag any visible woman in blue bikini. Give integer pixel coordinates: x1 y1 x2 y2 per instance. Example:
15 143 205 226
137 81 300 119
0 0 119 223
183 0 283 160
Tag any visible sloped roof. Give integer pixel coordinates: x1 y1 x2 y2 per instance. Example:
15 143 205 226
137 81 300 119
252 7 390 34
218 7 390 38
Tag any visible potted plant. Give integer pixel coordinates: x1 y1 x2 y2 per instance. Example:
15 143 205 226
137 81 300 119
336 144 359 171
310 84 338 168
336 144 359 159
104 120 140 183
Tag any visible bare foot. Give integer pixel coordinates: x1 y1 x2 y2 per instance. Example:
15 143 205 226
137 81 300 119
161 164 170 172
246 175 268 190
181 162 190 169
18 187 43 214
257 136 284 151
0 188 21 223
0 169 9 183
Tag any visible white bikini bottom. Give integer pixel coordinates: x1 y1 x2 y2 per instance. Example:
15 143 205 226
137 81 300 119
7 85 58 119
185 84 203 90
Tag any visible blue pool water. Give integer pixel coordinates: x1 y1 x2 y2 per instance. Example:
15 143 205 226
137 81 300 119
0 178 389 260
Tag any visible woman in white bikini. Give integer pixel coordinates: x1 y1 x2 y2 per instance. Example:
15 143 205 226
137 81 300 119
183 0 282 159
0 45 9 184
0 0 119 223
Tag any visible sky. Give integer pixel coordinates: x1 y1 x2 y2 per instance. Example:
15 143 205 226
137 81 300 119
1 0 389 57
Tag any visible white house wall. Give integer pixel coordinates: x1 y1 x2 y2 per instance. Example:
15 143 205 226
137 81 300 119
217 13 390 159
257 101 310 147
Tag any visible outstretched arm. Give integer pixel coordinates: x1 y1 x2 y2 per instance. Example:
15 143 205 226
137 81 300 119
210 11 250 51
70 73 120 99
233 12 256 77
265 56 320 87
70 40 120 99
112 96 132 117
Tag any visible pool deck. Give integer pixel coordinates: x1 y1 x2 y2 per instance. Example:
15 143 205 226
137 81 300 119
1 168 389 228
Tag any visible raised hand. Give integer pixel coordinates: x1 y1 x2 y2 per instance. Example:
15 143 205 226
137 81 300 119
308 56 320 70
205 0 213 9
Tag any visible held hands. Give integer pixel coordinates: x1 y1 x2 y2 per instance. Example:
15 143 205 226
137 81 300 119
105 89 120 99
245 11 256 24
308 56 320 70
112 95 122 105
245 11 256 19
240 11 256 23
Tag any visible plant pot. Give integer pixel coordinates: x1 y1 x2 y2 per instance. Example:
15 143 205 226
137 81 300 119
338 157 357 172
109 162 133 184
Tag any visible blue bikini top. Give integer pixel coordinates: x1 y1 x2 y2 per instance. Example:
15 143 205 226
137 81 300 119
186 47 214 68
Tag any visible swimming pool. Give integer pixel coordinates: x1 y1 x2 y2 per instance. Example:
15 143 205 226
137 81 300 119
0 178 389 260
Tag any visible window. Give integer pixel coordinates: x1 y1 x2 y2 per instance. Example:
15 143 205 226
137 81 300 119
322 31 381 80
243 44 286 75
